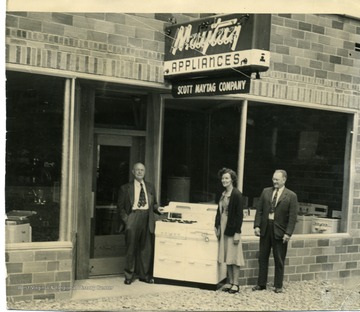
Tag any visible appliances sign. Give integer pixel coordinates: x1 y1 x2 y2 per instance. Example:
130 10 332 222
164 14 271 80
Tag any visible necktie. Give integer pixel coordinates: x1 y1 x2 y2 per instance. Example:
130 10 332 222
138 183 147 207
270 189 278 213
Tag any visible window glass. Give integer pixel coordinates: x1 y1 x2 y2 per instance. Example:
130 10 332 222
161 99 349 235
94 87 146 130
244 102 348 233
161 103 240 205
5 71 64 242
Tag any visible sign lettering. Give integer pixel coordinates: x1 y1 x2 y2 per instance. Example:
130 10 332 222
172 75 251 98
170 18 241 56
166 50 267 76
164 14 271 80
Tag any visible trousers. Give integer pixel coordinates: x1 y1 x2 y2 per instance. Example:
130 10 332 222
124 209 152 280
257 220 288 288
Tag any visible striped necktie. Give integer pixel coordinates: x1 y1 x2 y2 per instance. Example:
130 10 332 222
137 183 147 207
270 188 278 213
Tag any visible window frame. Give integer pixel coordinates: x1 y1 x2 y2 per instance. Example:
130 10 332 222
160 92 358 238
5 64 168 247
4 67 76 246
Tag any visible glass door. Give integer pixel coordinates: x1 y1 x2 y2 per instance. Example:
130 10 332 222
89 134 132 276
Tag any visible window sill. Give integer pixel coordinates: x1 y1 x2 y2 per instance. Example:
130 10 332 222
291 232 351 239
5 241 73 251
242 232 351 241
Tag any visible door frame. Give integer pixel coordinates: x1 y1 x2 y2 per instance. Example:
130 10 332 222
90 130 146 277
76 86 164 280
89 132 134 276
94 128 147 167
77 127 146 279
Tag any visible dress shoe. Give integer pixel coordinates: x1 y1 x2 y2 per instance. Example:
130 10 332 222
124 279 132 285
221 284 232 292
139 277 154 284
274 288 283 293
228 284 239 294
252 285 266 291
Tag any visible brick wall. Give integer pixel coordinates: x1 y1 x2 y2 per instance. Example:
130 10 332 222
252 14 360 109
6 246 73 302
5 13 360 106
6 12 168 82
240 236 360 287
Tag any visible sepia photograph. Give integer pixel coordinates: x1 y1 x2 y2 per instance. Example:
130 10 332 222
2 0 360 311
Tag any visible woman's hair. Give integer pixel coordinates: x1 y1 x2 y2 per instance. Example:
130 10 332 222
218 167 238 186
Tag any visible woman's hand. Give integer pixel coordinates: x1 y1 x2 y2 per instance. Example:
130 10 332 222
215 227 221 240
233 232 241 245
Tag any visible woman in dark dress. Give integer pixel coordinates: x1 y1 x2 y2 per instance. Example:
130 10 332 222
214 168 245 294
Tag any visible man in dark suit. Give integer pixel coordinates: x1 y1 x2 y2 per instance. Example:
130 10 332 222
117 162 162 285
252 169 298 293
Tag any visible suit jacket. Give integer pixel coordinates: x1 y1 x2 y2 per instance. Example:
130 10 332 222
117 180 160 234
254 186 298 239
214 187 244 236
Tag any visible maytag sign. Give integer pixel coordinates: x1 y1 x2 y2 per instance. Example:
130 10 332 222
164 14 271 80
172 75 250 98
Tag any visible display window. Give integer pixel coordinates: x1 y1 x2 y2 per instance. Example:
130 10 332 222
5 71 64 242
244 103 349 218
161 101 241 204
161 98 352 234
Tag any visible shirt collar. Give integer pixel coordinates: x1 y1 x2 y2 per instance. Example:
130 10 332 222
134 180 144 187
275 186 285 193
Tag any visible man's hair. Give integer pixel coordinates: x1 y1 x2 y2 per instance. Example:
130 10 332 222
275 169 287 179
133 162 145 169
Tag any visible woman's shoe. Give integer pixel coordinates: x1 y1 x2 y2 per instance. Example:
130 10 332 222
222 284 232 292
228 284 239 294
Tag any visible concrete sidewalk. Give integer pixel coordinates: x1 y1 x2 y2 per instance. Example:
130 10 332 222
70 276 191 301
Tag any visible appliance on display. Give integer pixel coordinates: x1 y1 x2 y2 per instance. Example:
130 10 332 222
242 211 256 236
154 202 226 289
311 217 340 234
5 222 32 243
298 203 328 217
5 211 35 243
293 215 314 234
332 210 342 218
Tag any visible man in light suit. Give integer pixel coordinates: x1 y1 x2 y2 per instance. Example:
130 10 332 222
252 169 298 293
117 162 162 285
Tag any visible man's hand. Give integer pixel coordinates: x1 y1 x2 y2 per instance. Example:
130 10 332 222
233 237 239 245
283 234 290 243
254 227 260 236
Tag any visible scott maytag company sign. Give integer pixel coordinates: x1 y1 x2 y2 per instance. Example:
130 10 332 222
172 75 250 98
164 14 271 80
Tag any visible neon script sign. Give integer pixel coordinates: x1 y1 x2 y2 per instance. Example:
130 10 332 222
170 18 242 56
164 14 271 79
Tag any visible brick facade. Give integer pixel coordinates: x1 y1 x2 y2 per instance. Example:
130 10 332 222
255 14 360 108
6 12 166 82
5 12 360 302
240 236 360 287
6 245 74 302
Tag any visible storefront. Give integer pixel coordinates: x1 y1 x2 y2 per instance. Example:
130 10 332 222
5 12 360 302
